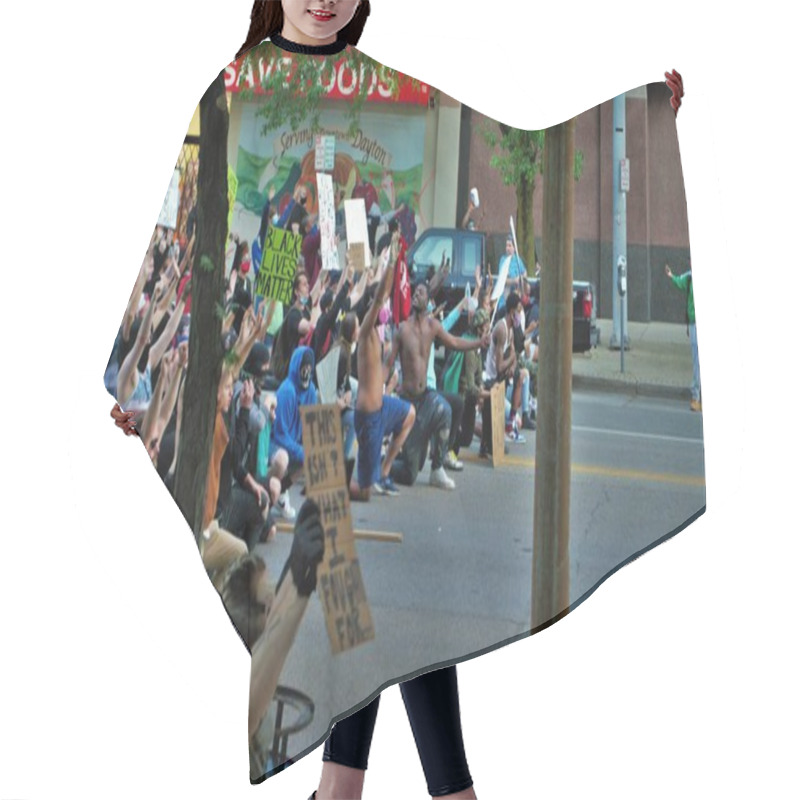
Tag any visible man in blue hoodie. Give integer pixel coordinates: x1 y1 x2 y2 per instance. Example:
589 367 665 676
270 346 318 488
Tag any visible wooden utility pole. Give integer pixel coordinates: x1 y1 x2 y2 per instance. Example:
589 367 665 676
173 69 230 541
532 118 575 629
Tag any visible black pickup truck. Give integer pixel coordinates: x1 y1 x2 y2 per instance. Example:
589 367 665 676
406 228 598 353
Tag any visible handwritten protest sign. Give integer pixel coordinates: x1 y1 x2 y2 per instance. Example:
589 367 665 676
254 227 303 305
344 197 370 270
158 169 180 229
491 380 506 468
301 405 375 655
316 172 338 273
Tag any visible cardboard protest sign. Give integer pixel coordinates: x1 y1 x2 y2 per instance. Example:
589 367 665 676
344 197 370 269
158 169 181 229
254 227 303 305
347 242 366 272
491 380 506 468
316 172 338 273
301 405 375 655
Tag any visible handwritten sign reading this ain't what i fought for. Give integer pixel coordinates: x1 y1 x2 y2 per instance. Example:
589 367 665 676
301 405 374 654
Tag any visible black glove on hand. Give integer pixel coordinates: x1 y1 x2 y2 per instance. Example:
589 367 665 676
277 499 325 598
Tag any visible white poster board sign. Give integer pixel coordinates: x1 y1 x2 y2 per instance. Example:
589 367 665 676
158 168 181 229
316 172 338 273
344 197 370 269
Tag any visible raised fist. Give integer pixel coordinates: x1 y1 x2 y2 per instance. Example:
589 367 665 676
281 499 325 598
665 69 684 115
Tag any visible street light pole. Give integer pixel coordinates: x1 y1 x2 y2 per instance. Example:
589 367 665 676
533 118 574 630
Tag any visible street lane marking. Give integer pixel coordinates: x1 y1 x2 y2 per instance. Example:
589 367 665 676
572 463 705 487
573 425 703 445
276 522 404 543
460 453 705 487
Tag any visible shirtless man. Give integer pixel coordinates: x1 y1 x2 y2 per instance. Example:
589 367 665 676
349 231 416 502
386 280 489 490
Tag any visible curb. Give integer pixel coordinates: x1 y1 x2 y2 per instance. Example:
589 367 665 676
572 373 690 402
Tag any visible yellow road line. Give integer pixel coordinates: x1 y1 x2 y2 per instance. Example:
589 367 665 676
459 453 705 488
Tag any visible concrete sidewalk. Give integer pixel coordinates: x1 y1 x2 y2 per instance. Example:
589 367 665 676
571 318 694 401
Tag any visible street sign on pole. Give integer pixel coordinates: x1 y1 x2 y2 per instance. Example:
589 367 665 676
620 158 630 193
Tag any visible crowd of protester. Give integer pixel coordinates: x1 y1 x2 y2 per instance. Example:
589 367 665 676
104 174 540 774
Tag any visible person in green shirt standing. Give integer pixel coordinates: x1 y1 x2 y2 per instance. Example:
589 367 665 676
665 261 701 411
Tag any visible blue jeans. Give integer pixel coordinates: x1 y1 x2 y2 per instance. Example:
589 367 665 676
506 370 530 414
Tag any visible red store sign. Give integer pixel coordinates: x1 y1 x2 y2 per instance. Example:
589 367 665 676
225 54 429 105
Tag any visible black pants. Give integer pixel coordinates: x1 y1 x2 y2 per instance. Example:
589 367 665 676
442 392 465 454
456 395 478 454
391 390 452 484
218 485 272 551
480 388 493 454
322 666 473 797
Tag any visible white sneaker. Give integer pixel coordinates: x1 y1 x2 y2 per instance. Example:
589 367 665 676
444 450 464 471
277 492 296 521
430 466 455 490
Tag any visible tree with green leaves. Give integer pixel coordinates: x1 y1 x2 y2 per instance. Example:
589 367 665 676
480 123 583 275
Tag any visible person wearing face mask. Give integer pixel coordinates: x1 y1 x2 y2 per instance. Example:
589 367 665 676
270 270 312 382
280 182 312 233
271 346 318 487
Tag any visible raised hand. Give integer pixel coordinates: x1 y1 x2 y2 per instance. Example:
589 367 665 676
240 378 255 410
284 499 325 597
110 403 138 436
389 229 401 264
240 306 257 341
665 69 684 115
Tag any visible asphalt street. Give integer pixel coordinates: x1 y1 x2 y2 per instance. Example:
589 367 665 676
256 389 706 759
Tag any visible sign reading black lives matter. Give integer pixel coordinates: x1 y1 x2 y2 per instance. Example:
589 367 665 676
254 227 303 305
301 405 375 655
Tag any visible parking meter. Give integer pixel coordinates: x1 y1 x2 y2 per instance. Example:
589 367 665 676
617 255 627 296
617 255 627 371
